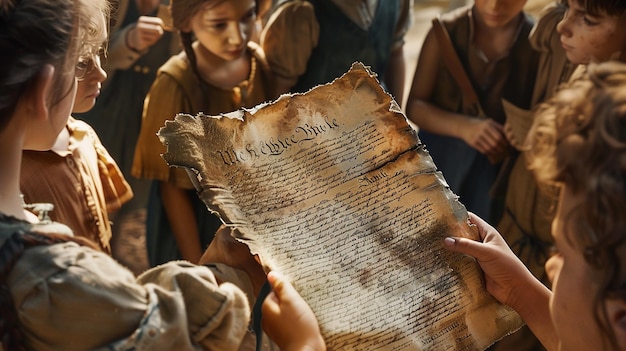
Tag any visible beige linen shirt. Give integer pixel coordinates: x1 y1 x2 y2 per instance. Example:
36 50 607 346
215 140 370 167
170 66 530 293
2 217 254 351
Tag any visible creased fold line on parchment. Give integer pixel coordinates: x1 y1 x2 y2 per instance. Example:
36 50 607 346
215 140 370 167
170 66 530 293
159 62 523 351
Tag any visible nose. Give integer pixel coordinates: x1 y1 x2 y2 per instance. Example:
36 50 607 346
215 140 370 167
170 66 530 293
87 55 107 83
556 7 573 37
95 58 107 82
227 22 246 46
485 0 501 11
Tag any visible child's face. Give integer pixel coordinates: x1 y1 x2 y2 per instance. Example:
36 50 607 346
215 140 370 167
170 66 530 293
547 188 606 350
473 0 527 28
73 54 106 114
189 0 256 62
557 0 626 64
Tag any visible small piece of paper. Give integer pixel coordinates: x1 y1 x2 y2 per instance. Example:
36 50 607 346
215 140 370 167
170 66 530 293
503 98 534 146
156 4 174 32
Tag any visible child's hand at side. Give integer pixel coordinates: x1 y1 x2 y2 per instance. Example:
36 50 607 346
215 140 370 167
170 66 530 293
262 271 326 351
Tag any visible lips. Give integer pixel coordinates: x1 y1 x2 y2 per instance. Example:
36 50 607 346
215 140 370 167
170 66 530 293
226 47 245 57
482 13 505 23
561 40 573 51
86 89 100 99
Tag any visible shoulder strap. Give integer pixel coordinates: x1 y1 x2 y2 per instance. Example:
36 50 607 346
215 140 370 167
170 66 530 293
252 280 272 351
431 16 484 116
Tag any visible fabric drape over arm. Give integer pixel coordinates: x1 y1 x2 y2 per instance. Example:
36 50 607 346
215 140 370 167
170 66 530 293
10 240 251 351
260 1 319 86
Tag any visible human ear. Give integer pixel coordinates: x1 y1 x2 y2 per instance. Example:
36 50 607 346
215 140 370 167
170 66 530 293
30 64 56 121
544 252 560 286
619 14 626 62
605 298 626 348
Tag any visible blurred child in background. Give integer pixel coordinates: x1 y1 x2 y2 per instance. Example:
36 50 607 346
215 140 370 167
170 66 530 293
405 0 537 225
497 0 626 292
76 0 181 271
132 0 274 266
21 45 133 255
260 0 412 105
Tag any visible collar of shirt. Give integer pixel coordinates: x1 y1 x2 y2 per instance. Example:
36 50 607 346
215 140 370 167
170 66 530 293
50 117 89 157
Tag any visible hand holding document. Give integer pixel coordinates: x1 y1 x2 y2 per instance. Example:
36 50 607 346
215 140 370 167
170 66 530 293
159 63 523 350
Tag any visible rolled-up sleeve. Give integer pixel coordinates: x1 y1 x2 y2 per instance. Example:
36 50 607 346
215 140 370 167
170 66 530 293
132 68 195 189
136 262 251 350
260 1 319 84
10 242 251 351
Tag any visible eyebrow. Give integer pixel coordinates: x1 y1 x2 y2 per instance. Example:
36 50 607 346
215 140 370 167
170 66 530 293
203 5 256 22
570 1 610 18
204 15 228 22
568 2 587 15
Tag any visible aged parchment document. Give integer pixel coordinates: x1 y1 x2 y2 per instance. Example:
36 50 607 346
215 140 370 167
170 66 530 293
159 63 523 350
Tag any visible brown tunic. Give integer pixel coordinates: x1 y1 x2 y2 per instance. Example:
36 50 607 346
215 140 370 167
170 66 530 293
132 42 274 188
497 2 578 284
21 117 133 253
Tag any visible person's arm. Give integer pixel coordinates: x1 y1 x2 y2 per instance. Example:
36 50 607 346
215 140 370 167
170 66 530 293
131 70 182 182
260 1 319 96
405 28 508 161
262 271 326 351
13 240 251 350
159 180 203 263
105 16 165 72
384 46 406 107
443 213 559 350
